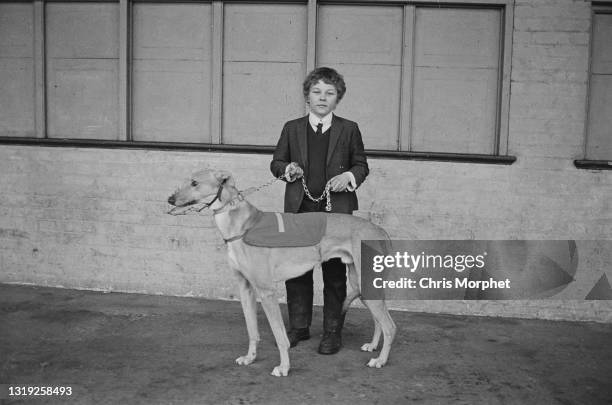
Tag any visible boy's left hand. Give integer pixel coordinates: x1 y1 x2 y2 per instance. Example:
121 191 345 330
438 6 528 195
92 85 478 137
327 173 352 192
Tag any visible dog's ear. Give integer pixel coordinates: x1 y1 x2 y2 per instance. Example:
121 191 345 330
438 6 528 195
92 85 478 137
213 170 235 187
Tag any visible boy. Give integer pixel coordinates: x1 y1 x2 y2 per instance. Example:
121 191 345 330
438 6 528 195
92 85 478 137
270 67 369 354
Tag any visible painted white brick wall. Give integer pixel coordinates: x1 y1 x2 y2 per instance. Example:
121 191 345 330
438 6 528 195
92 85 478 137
0 0 610 321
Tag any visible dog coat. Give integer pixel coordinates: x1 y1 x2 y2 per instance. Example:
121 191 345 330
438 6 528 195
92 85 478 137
243 212 327 248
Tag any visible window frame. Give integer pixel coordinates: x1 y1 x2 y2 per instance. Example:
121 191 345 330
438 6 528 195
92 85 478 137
576 2 612 170
0 0 516 165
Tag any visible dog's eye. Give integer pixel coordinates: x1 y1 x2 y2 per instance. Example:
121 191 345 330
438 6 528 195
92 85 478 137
191 180 198 187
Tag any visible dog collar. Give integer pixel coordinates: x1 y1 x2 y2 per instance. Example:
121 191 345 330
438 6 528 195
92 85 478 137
212 193 244 216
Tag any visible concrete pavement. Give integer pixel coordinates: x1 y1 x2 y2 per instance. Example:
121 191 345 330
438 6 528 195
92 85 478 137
1 284 611 404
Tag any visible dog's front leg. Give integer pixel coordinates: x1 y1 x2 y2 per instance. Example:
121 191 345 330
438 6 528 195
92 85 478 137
259 290 290 377
234 270 259 366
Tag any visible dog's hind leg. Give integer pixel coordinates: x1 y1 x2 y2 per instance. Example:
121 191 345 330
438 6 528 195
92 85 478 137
362 300 396 368
258 289 291 377
234 270 260 366
345 255 382 352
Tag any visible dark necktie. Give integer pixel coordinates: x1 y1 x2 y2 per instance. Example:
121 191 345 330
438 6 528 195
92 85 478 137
316 123 323 136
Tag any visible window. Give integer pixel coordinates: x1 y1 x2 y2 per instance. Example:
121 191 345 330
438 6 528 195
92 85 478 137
0 0 514 160
46 2 119 140
131 2 213 143
585 6 612 160
317 5 507 154
0 2 36 137
222 3 307 145
411 7 501 154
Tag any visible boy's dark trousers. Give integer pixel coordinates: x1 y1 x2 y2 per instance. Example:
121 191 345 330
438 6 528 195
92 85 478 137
285 198 347 348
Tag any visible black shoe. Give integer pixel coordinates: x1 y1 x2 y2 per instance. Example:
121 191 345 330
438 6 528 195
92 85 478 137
318 331 342 355
287 328 310 348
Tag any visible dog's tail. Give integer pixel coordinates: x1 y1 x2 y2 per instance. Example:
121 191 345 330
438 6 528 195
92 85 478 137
380 226 393 256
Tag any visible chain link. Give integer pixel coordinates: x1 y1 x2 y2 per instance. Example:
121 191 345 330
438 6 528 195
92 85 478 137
240 175 286 196
300 177 332 212
241 174 332 212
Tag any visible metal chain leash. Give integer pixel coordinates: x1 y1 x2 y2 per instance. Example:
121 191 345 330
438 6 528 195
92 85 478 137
169 172 332 216
300 177 332 212
240 175 286 196
241 174 332 212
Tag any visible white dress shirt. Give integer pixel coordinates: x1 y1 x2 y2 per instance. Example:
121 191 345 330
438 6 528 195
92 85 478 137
308 112 333 133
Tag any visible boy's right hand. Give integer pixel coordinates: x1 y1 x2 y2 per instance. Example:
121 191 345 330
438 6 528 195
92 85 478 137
284 162 304 182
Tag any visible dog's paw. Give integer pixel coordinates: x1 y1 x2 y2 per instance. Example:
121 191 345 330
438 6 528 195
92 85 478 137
235 355 255 366
360 343 378 352
366 357 386 369
270 365 289 377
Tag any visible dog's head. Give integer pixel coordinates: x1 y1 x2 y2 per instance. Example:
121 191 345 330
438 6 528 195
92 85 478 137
167 169 235 215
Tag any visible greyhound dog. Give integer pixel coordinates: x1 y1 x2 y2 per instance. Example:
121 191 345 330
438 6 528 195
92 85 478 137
167 169 396 377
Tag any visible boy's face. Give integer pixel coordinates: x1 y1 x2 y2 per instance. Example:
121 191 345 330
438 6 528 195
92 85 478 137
307 80 339 118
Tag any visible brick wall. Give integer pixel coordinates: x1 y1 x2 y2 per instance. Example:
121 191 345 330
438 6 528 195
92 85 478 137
1 0 611 321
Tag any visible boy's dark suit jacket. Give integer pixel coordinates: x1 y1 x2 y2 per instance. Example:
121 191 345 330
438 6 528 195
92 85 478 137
270 115 369 214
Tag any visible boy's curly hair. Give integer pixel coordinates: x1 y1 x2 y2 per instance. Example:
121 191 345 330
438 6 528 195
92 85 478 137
302 67 346 102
